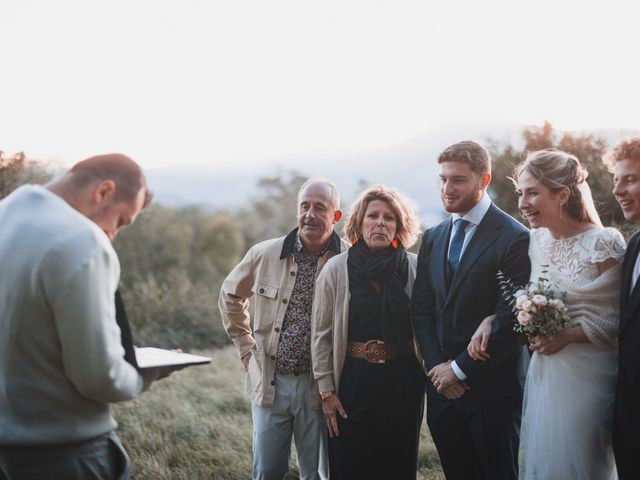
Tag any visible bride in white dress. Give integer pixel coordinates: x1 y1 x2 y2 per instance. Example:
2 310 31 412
468 149 625 479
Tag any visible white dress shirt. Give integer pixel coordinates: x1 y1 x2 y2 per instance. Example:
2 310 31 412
449 193 492 381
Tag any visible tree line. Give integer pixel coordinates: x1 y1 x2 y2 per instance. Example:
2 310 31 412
1 123 624 349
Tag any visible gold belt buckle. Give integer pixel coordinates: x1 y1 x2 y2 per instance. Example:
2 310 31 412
363 339 386 364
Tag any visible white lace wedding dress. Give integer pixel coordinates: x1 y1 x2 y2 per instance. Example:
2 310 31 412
519 227 625 480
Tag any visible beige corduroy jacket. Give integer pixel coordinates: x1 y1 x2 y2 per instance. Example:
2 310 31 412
311 251 421 396
219 228 349 409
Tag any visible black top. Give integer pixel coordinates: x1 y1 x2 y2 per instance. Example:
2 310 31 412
347 246 413 355
347 271 385 342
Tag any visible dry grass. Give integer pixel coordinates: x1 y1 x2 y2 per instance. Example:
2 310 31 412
114 346 444 479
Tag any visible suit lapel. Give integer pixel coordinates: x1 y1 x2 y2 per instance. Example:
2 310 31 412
620 237 636 310
445 205 501 308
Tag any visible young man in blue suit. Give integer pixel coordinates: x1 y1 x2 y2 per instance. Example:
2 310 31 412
413 141 530 480
610 136 640 480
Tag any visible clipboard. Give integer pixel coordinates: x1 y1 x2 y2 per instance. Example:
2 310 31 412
135 347 212 370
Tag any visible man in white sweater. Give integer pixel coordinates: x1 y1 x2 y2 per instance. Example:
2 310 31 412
0 154 164 480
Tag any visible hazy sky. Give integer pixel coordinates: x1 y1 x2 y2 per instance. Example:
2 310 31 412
2 0 638 170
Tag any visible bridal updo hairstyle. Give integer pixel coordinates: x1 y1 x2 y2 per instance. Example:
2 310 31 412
343 185 421 248
514 149 592 223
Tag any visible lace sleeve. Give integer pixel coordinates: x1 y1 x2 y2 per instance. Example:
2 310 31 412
589 227 626 264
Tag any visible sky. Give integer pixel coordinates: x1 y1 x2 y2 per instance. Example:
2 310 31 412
1 0 639 171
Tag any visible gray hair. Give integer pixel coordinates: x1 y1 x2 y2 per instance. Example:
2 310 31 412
297 177 340 210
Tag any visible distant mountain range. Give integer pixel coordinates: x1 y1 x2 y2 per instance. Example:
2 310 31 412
146 120 639 227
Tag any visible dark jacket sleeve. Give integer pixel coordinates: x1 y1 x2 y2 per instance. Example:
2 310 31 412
412 228 447 370
454 228 530 379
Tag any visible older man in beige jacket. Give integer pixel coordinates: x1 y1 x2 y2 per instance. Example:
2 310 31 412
219 177 348 480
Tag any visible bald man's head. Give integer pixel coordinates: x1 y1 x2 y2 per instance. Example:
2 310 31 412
46 153 152 239
69 153 152 208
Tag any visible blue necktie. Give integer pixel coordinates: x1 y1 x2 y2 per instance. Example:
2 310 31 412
448 218 469 274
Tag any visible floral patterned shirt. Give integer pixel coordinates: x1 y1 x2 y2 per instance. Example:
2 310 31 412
275 235 327 375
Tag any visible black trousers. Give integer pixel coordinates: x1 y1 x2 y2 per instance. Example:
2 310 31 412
329 356 425 480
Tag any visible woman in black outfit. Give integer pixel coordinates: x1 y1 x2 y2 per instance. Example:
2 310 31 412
311 185 425 479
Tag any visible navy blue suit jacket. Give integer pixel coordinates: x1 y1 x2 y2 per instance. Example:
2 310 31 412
412 203 530 390
614 230 640 456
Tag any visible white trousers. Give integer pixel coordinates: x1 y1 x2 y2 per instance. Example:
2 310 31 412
252 373 328 480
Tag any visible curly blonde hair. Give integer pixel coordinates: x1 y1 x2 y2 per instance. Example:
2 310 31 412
605 137 640 170
343 185 420 248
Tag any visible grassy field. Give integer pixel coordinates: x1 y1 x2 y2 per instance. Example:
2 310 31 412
114 346 444 479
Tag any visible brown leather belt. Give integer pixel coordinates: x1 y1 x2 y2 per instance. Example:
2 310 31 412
347 340 397 364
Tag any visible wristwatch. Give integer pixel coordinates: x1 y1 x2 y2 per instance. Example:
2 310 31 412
320 391 334 400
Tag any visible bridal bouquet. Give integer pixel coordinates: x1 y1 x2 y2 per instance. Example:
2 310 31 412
498 270 572 338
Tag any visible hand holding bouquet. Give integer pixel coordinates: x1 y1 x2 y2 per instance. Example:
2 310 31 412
498 269 572 338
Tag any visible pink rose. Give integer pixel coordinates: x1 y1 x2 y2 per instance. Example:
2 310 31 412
517 310 532 325
521 300 532 312
532 294 548 306
515 294 528 309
